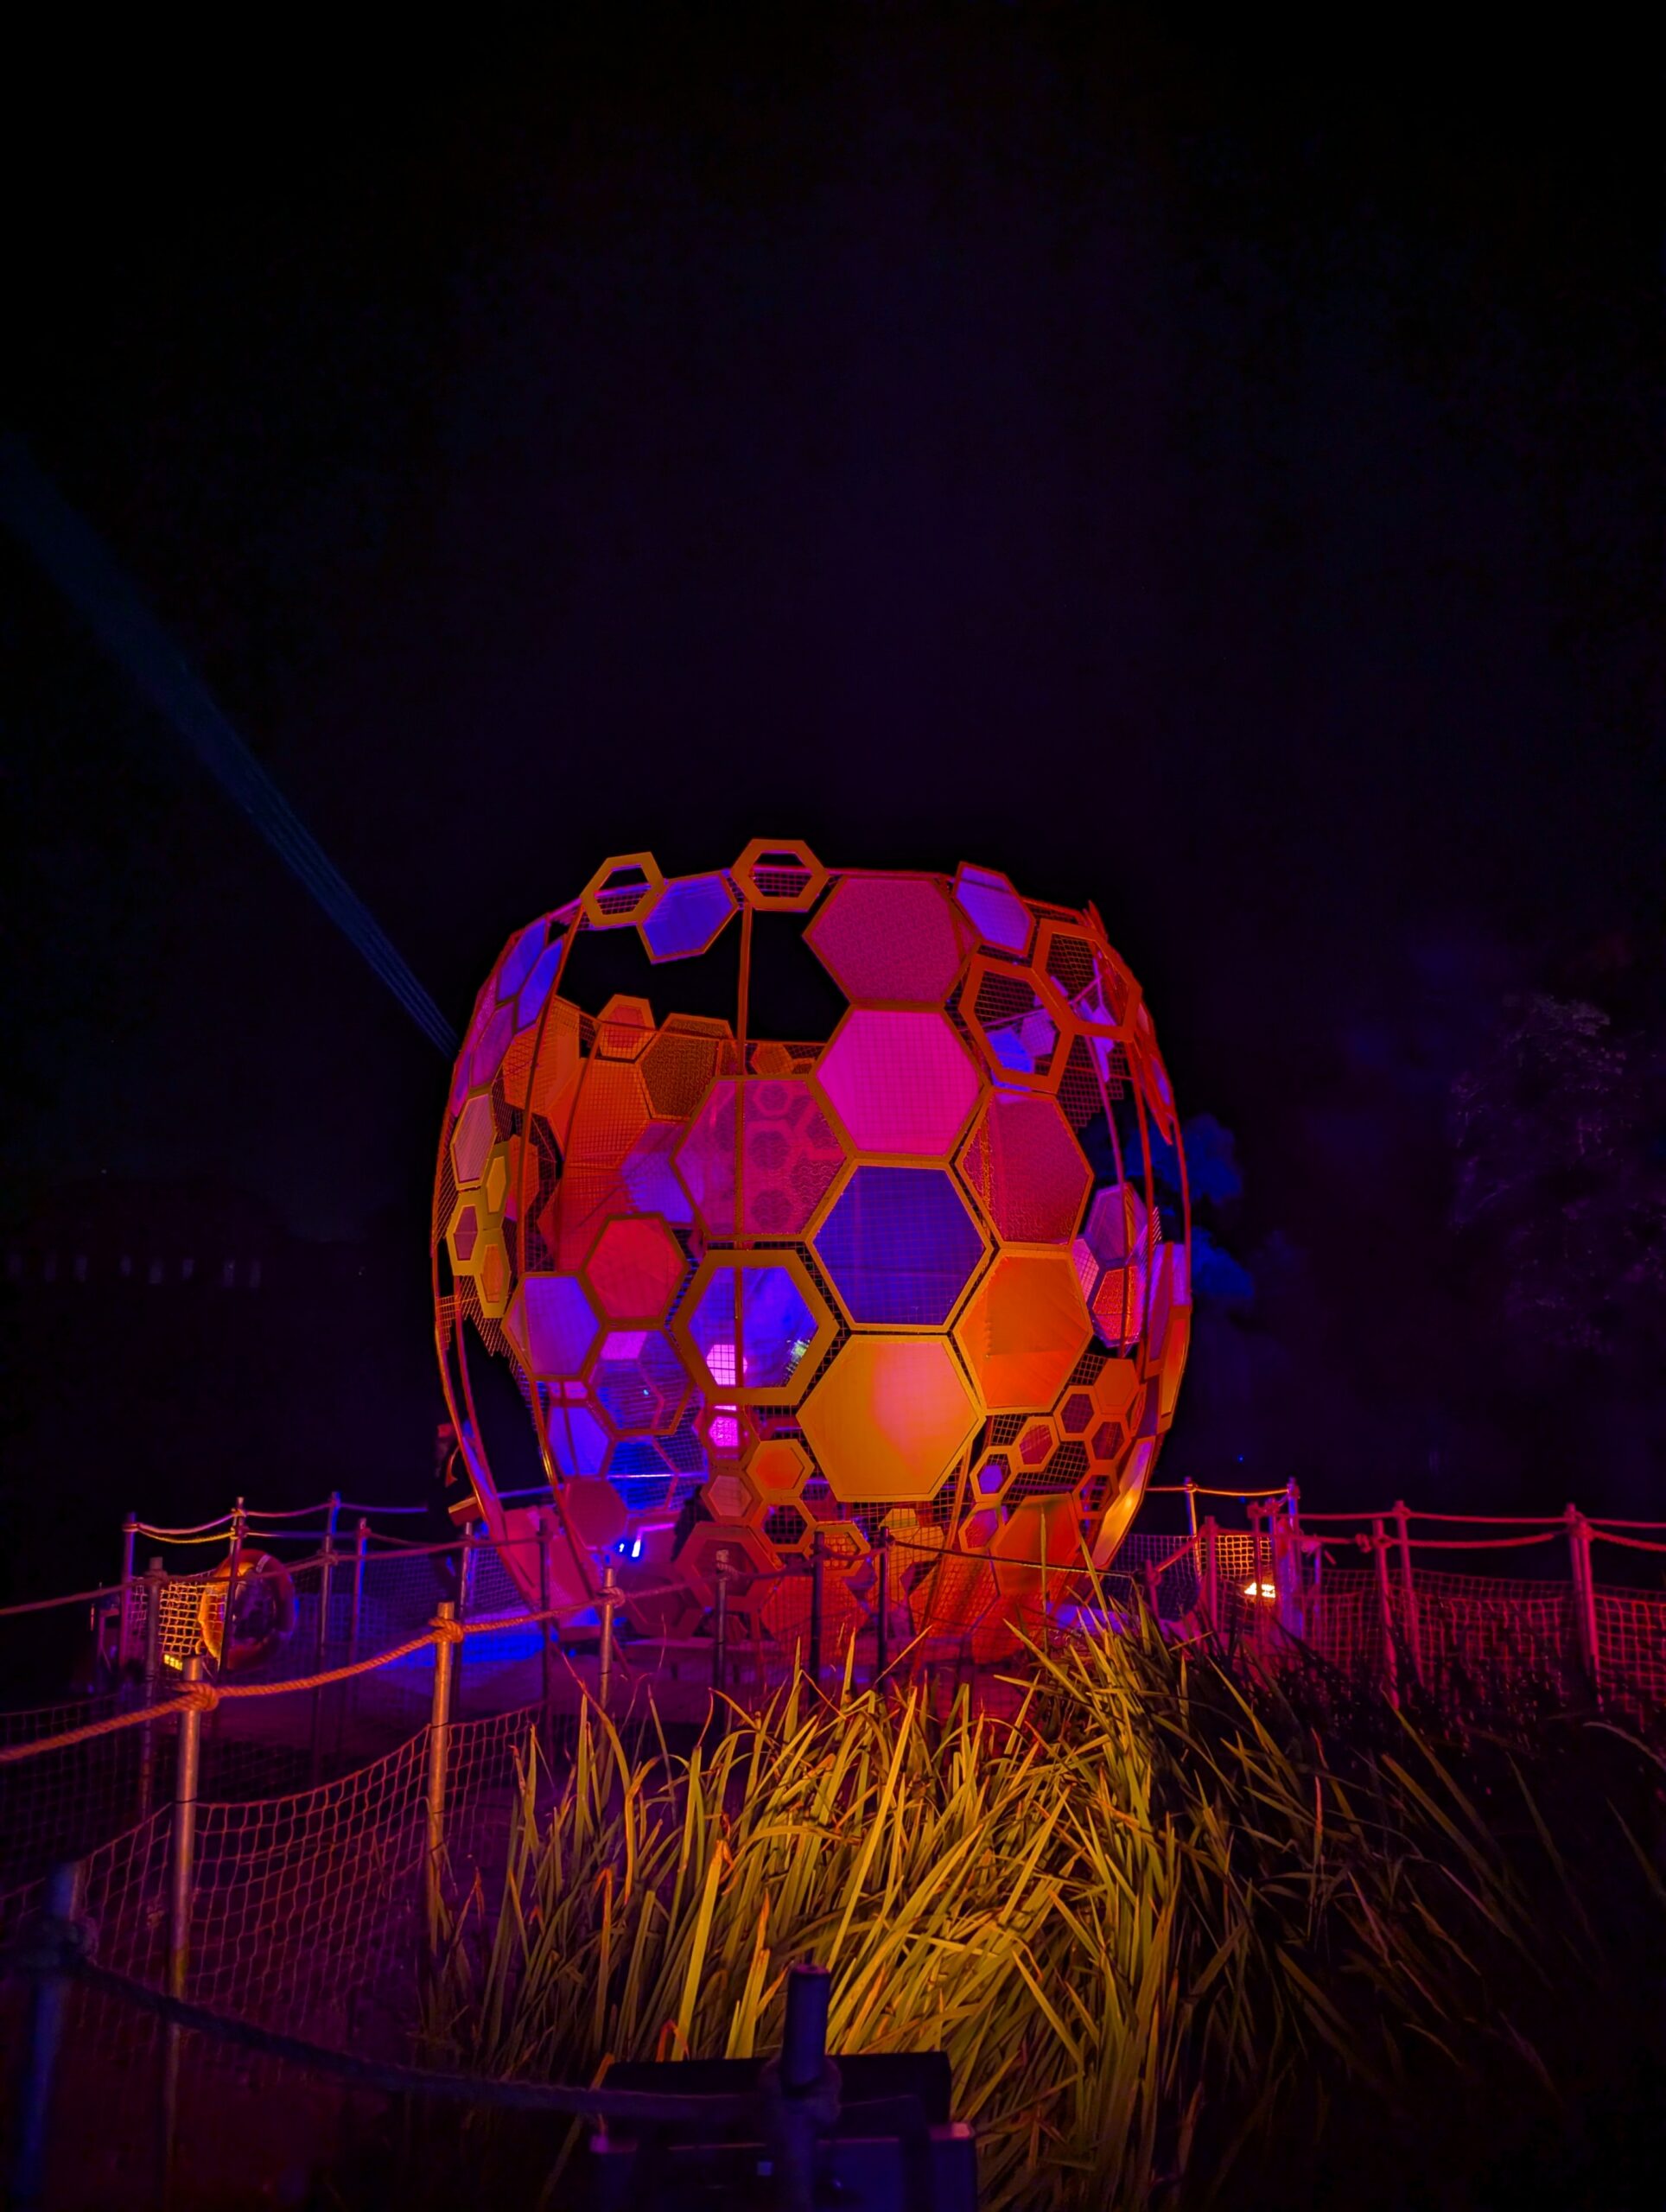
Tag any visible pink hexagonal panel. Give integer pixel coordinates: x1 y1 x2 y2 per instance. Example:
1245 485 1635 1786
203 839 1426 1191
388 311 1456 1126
816 1011 981 1159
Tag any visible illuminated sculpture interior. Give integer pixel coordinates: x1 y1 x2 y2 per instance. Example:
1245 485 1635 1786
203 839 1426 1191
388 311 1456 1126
434 843 1190 1658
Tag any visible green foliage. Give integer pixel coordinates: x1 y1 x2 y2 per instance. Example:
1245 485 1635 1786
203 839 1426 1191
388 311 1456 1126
415 1629 1659 2210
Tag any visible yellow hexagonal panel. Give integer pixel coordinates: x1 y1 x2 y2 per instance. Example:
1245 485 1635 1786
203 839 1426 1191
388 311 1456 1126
798 1335 982 1503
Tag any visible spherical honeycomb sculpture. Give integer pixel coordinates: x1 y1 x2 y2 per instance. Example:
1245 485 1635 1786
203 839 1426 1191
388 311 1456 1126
434 843 1190 1659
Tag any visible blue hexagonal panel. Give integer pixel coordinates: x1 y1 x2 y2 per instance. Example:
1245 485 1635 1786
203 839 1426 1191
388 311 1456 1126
812 1165 984 1327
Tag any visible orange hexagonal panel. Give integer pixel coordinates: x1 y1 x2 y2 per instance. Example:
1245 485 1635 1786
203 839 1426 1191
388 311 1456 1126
732 838 828 912
749 1438 813 1498
957 1090 1091 1243
537 1057 653 1272
581 853 664 931
953 1249 1092 1413
641 1016 734 1122
595 995 656 1060
815 1009 981 1159
583 1214 687 1324
804 874 971 1005
798 1335 982 1503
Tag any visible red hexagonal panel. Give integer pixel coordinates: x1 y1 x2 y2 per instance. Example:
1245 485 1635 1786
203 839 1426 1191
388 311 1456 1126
805 874 970 1005
957 1090 1091 1243
584 1215 687 1323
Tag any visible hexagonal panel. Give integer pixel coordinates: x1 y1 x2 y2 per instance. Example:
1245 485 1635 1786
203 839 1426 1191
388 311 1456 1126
1037 921 1129 1031
497 919 548 1003
515 938 566 1032
447 1197 480 1268
990 1493 1083 1596
805 874 970 1005
504 995 581 1121
582 852 664 930
732 837 828 912
642 1017 733 1122
1074 1183 1153 1352
704 1470 764 1524
620 1122 694 1224
957 1091 1091 1244
674 1252 836 1407
505 1273 601 1380
798 1336 982 1503
762 1501 811 1553
672 1078 847 1237
696 1399 759 1462
952 1249 1092 1413
953 863 1033 953
537 1058 653 1272
815 1010 981 1159
450 1093 496 1188
468 1001 515 1091
588 1328 691 1436
478 1235 511 1316
542 1395 610 1477
595 996 655 1060
1059 1389 1095 1437
583 1215 687 1323
750 1438 812 1498
677 1519 779 1609
962 957 1067 1087
811 1165 986 1327
640 872 739 963
482 1147 510 1218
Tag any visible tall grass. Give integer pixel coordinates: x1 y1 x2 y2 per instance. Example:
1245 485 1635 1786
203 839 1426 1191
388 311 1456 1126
416 1624 1659 2209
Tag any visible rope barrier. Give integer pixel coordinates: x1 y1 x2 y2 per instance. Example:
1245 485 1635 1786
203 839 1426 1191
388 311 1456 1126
3 1945 937 2133
1147 1483 1289 1499
0 1580 125 1623
1587 1529 1666 1555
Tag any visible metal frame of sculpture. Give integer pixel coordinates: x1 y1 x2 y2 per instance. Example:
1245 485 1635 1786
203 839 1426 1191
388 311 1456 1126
433 844 1190 1656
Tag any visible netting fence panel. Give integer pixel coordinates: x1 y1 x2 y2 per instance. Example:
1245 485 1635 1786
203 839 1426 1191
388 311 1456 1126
1595 1587 1666 1718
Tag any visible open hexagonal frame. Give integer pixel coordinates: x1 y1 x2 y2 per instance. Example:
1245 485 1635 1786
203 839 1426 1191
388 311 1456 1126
670 1247 839 1409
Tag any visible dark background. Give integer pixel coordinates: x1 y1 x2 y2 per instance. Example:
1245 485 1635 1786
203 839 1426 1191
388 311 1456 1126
2 11 1659 1604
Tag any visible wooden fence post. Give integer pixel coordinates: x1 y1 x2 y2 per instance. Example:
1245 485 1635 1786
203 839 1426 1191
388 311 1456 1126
9 1858 86 2211
137 1557 165 1821
711 1548 731 1719
1201 1516 1219 1636
423 1602 455 1936
1565 1504 1601 1704
808 1531 825 1684
535 1509 554 1736
162 1655 205 2187
597 1562 618 1713
874 1531 891 1685
117 1514 139 1675
1370 1519 1400 1710
1392 1501 1424 1691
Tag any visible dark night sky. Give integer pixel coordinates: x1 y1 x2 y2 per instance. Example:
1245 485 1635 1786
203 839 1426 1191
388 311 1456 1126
2 12 1659 1525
